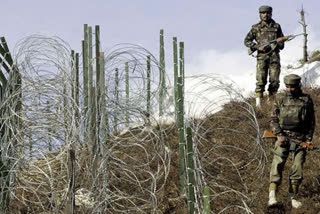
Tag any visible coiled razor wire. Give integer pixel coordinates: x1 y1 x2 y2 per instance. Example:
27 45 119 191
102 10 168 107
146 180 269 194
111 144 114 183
184 75 267 213
0 35 267 213
0 35 171 213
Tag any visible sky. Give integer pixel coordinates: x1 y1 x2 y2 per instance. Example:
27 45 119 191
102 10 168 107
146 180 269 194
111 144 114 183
2 0 320 86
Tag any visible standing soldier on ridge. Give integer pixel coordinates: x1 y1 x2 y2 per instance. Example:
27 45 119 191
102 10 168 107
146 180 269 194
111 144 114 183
244 5 286 107
268 74 315 208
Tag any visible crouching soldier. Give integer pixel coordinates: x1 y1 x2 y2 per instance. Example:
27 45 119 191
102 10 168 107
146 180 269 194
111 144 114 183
268 74 315 208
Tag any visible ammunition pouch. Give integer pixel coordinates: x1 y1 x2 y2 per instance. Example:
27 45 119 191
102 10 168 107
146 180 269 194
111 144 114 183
289 141 298 152
283 130 305 141
279 98 307 130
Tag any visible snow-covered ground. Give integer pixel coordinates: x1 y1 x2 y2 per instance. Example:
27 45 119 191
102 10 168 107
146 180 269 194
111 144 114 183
179 61 320 120
158 33 320 122
184 30 320 116
152 28 320 125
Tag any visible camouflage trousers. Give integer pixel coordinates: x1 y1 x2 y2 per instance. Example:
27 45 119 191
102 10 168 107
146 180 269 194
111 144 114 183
270 140 306 186
255 52 281 94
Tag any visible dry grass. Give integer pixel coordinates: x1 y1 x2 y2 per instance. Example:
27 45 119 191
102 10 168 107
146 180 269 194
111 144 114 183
7 88 320 214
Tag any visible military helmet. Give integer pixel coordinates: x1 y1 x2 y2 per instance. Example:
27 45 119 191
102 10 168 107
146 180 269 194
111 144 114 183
284 74 301 87
259 5 272 13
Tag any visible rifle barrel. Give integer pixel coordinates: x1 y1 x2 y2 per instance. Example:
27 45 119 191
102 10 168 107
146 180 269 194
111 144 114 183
248 33 303 56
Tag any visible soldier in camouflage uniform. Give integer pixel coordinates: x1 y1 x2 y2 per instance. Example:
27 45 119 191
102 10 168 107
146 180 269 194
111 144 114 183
268 74 315 208
244 5 285 107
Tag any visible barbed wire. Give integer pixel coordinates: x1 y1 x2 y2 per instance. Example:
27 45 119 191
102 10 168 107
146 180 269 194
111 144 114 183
184 75 267 213
0 35 267 213
0 35 171 213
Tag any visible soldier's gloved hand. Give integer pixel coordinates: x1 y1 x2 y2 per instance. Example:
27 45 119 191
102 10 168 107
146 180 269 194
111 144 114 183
302 141 312 149
276 37 287 44
277 135 287 146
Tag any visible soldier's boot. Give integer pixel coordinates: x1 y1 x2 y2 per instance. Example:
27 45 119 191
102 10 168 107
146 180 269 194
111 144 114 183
291 197 302 209
256 92 263 107
268 183 278 207
289 184 302 208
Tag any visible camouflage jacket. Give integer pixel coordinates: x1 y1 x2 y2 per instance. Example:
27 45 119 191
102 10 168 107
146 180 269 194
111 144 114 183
244 19 284 54
270 91 315 141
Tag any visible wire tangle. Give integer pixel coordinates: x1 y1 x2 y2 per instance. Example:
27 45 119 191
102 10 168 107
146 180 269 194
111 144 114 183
0 35 266 213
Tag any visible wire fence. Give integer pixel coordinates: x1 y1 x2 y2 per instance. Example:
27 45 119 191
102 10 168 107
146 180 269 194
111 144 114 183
0 35 266 213
184 75 267 213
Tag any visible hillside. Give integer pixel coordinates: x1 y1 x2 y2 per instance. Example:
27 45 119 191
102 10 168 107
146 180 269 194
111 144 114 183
2 36 320 213
7 85 320 214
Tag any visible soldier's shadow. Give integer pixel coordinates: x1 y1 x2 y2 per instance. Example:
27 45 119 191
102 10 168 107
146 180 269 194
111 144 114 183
266 203 286 214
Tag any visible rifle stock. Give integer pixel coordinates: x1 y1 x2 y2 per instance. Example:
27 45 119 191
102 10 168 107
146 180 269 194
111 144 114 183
262 130 317 150
262 130 277 138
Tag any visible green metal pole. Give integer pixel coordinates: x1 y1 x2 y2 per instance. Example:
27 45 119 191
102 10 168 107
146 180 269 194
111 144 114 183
0 161 9 209
0 68 7 97
159 29 166 117
0 38 15 210
63 82 68 144
114 68 119 132
125 62 129 127
179 42 185 96
95 25 101 88
88 26 93 101
82 24 89 114
177 40 186 195
90 86 97 152
15 66 22 133
203 186 211 213
82 40 88 112
99 53 108 198
75 53 80 126
88 26 93 130
95 25 101 146
68 149 76 214
146 55 151 117
90 86 98 204
99 52 109 138
177 75 185 195
71 50 75 100
173 37 178 120
0 37 13 67
186 127 195 214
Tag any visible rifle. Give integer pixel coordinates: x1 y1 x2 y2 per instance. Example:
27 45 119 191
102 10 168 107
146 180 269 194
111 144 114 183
262 130 319 151
248 33 304 55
